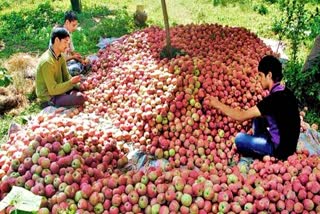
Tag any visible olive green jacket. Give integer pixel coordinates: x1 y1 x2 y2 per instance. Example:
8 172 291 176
35 48 75 102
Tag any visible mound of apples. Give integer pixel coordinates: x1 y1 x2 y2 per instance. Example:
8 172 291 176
0 24 319 213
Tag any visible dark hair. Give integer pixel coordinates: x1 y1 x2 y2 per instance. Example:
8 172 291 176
64 10 78 23
258 55 283 82
51 27 70 44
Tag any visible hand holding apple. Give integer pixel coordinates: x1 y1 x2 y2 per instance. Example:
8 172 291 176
71 75 81 84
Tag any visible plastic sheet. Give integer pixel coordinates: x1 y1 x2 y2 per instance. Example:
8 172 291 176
96 37 121 50
298 128 320 155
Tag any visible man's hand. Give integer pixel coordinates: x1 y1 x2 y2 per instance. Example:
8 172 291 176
71 75 81 84
210 96 221 108
73 53 83 61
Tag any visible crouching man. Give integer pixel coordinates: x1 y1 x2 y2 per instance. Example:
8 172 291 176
209 55 300 160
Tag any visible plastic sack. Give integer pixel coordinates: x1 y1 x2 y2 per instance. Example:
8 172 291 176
0 186 42 212
96 37 121 50
148 158 169 170
121 149 149 172
298 128 320 155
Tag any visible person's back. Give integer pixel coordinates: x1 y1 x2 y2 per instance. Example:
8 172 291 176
258 87 300 160
256 56 300 160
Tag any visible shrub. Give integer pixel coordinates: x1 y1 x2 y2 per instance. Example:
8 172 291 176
212 0 252 6
284 57 320 108
263 0 278 3
305 109 320 126
253 4 269 15
0 0 10 10
273 0 320 123
272 0 310 63
0 2 62 57
308 7 320 39
213 0 228 6
0 2 62 38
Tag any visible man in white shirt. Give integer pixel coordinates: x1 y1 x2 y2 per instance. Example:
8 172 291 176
50 11 90 76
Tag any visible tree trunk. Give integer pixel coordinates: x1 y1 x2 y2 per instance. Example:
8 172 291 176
161 0 172 57
302 35 320 72
70 0 82 13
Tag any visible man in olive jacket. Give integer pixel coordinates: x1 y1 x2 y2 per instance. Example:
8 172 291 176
36 27 85 108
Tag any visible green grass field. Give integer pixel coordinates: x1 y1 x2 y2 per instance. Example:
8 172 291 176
0 0 318 142
0 0 316 59
0 0 286 59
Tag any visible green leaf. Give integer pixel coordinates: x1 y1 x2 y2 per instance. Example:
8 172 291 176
10 210 35 214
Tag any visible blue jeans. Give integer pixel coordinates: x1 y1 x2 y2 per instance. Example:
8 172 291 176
235 118 274 158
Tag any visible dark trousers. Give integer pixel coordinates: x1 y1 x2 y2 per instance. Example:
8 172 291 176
41 90 85 108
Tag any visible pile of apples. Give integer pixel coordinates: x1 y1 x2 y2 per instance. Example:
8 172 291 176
0 23 319 213
299 107 319 132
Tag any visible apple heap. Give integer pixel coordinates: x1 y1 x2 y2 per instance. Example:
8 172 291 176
84 24 271 168
0 23 319 213
299 107 319 132
0 111 129 212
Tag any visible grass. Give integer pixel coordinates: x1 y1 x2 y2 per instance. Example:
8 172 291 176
0 0 318 142
0 0 316 59
106 0 280 37
0 1 126 58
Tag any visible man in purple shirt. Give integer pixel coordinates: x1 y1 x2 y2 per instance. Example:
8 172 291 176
209 55 300 160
